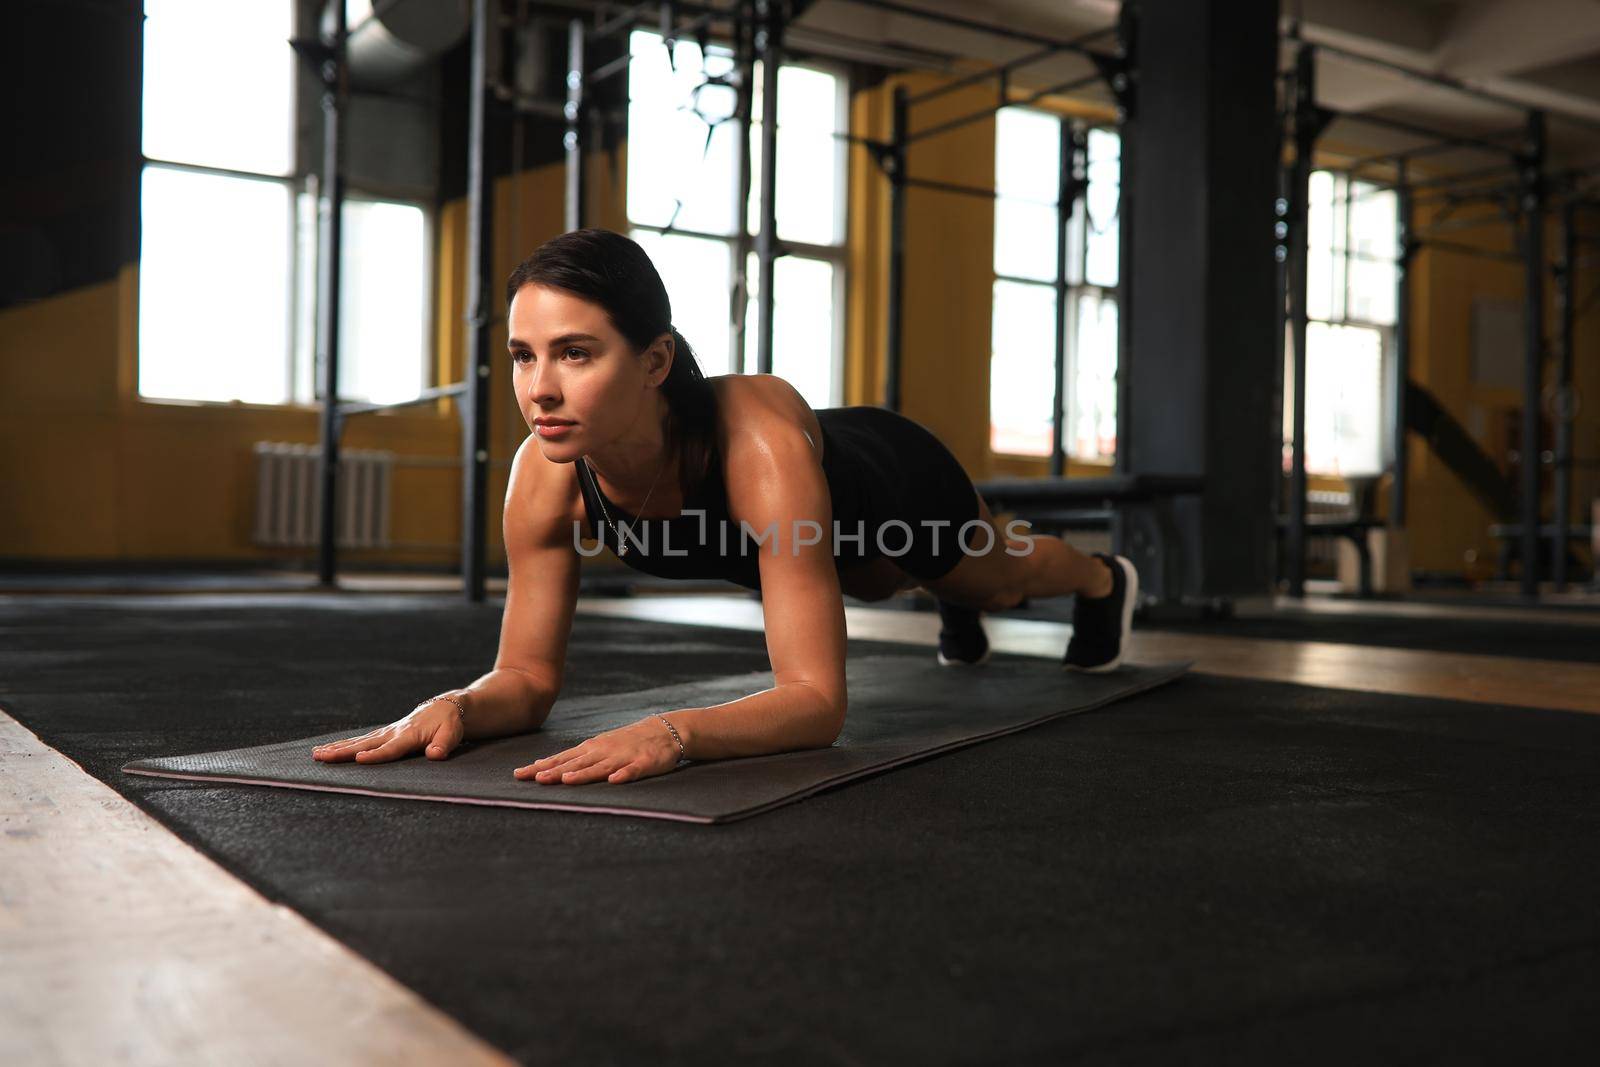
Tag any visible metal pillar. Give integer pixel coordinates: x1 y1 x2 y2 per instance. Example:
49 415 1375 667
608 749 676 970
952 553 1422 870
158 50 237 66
1119 0 1278 605
1273 168 1289 505
1553 198 1577 590
1050 124 1086 477
753 0 781 375
1391 161 1414 527
1519 111 1546 598
461 0 494 603
1285 43 1318 598
564 18 586 232
315 0 348 588
884 84 907 411
730 1 756 367
1111 1 1136 476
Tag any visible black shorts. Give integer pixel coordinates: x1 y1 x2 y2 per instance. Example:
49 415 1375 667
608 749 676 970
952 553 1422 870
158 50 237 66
816 406 986 582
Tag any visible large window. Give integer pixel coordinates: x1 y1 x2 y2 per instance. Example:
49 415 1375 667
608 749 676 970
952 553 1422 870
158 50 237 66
1287 171 1399 476
626 30 848 409
139 0 428 407
990 109 1120 460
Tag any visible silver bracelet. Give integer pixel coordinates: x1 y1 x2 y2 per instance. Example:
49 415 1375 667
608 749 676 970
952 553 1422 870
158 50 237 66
656 714 686 762
416 692 467 720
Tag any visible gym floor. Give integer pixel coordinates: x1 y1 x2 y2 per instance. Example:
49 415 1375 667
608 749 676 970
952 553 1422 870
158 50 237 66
4 575 1598 1063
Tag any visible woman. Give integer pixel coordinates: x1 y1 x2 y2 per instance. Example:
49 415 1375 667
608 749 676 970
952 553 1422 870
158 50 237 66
311 229 1138 786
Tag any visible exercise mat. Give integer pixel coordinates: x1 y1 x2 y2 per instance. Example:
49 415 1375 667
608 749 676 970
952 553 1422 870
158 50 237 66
123 653 1188 824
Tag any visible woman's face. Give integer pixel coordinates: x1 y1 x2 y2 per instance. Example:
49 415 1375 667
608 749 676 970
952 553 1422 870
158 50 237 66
507 283 667 463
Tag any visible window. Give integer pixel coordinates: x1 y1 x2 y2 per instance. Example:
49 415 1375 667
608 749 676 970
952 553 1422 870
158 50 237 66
990 110 1120 460
1287 171 1398 476
139 0 429 407
626 30 848 409
334 199 430 406
139 166 295 404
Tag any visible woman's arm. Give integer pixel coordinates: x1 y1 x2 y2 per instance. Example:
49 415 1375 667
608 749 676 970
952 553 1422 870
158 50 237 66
663 416 848 757
476 434 581 735
312 437 578 765
520 384 848 786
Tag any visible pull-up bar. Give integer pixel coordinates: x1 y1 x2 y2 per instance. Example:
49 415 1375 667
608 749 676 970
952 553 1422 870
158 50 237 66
1331 111 1521 162
906 72 1105 146
906 25 1117 108
833 0 1113 52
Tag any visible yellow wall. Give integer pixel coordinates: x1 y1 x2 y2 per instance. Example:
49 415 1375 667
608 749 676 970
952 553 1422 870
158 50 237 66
0 150 626 566
1402 201 1600 577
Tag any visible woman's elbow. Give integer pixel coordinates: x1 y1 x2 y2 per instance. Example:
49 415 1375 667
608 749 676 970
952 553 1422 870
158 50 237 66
794 681 846 748
806 712 845 749
816 695 848 747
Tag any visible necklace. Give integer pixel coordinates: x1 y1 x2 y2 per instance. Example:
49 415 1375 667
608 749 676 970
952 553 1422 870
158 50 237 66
587 454 666 557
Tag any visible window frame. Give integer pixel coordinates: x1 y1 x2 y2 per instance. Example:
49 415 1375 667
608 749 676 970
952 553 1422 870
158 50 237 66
293 185 436 407
1292 168 1400 477
624 30 851 406
991 108 1120 462
136 0 435 411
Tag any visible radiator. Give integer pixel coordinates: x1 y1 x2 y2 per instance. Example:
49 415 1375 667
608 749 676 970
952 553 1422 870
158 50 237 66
252 442 393 549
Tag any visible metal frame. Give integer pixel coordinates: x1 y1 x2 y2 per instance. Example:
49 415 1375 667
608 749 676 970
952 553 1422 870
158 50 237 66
853 0 1128 469
1282 44 1329 597
561 0 774 371
305 0 1124 601
626 80 853 393
316 0 770 602
1553 200 1579 590
312 0 348 590
1276 35 1600 599
142 3 453 594
752 0 781 374
1519 111 1547 598
299 6 1600 602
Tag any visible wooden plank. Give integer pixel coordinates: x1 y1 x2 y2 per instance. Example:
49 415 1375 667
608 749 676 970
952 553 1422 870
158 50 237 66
0 711 515 1067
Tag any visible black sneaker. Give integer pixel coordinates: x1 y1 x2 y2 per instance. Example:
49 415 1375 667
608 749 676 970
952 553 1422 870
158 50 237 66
935 599 990 667
1062 554 1139 673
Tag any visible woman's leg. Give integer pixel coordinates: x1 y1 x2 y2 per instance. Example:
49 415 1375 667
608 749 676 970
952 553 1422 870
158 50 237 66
919 495 1113 611
837 556 920 603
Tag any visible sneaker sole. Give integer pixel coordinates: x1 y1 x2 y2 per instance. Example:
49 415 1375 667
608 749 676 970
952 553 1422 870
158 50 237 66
1063 555 1139 674
937 646 991 667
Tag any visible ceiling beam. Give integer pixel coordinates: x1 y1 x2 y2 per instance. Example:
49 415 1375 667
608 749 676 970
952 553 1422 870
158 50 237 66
1438 0 1600 79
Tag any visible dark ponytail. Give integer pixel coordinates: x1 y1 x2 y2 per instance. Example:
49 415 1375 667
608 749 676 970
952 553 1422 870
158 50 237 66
505 229 718 502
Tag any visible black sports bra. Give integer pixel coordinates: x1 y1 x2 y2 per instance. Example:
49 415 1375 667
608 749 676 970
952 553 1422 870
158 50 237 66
573 409 883 590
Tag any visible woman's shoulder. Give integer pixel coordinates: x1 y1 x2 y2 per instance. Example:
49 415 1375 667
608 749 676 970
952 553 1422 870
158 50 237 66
504 434 586 543
708 373 823 460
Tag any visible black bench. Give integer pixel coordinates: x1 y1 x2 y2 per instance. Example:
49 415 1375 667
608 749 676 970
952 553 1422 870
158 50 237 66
1274 515 1385 597
976 474 1206 607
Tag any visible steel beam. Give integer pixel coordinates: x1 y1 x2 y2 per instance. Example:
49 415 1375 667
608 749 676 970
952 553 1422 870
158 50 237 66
1554 199 1577 589
315 0 348 588
884 84 907 411
1285 43 1321 598
1519 111 1547 597
461 0 494 602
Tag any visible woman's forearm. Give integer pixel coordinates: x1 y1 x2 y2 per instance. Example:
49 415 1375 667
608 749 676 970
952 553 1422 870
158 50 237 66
452 666 558 741
667 682 844 761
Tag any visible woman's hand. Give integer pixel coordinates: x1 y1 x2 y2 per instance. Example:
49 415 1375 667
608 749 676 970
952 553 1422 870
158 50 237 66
514 715 685 786
311 696 466 764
